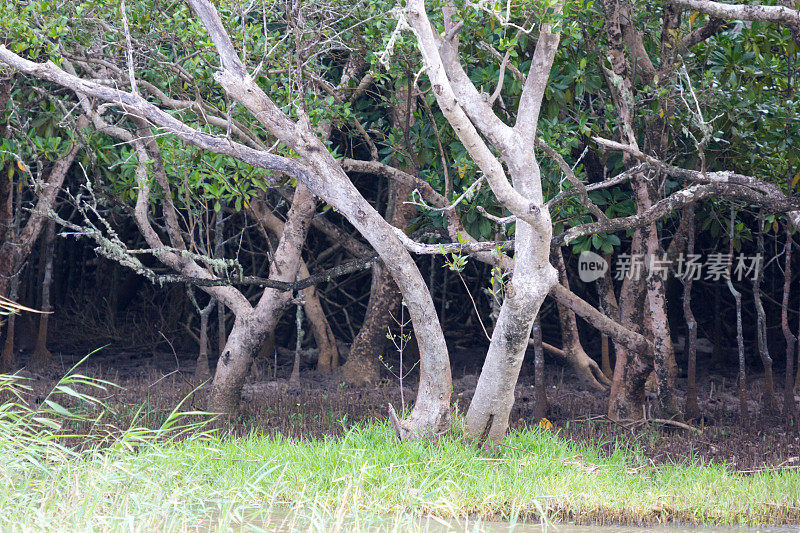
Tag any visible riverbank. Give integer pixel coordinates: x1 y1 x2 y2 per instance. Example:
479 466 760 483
2 381 799 531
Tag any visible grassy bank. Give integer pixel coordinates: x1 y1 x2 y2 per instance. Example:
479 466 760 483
1 373 799 531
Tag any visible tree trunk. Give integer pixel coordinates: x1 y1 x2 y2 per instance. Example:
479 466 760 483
683 205 700 421
552 248 611 390
289 304 303 388
783 224 797 424
728 207 747 424
597 253 619 382
532 318 548 421
301 260 338 373
0 143 80 299
341 263 398 385
195 300 213 382
343 78 420 387
215 210 227 357
753 212 777 414
465 149 559 444
608 227 651 421
0 276 20 372
207 185 316 414
639 177 680 420
32 219 56 367
250 197 339 374
341 178 415 386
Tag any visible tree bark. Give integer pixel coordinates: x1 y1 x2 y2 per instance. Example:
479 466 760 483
608 228 651 421
342 177 416 386
753 212 777 414
0 143 80 298
208 185 316 413
215 210 227 356
343 76 422 386
250 196 339 374
532 318 548 421
683 205 700 421
552 248 611 390
31 219 56 367
195 299 213 382
0 276 20 372
783 224 797 423
728 207 747 424
640 178 680 420
1 9 454 438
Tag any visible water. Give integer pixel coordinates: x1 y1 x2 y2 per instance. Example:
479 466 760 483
203 507 799 532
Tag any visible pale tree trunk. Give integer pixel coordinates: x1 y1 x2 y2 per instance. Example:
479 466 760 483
683 205 700 421
405 0 562 444
727 207 747 424
250 197 338 374
31 219 56 367
552 248 611 390
288 304 304 388
187 288 214 382
208 185 317 413
465 157 558 443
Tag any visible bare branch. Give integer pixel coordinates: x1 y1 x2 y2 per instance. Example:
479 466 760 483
670 0 800 27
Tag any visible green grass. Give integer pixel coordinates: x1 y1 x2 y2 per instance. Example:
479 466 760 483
0 371 798 531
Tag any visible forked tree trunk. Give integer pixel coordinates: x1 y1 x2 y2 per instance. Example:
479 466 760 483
32 219 56 367
753 212 777 414
2 10 455 439
189 291 214 382
207 185 317 414
552 248 611 390
250 197 339 374
683 205 700 421
465 154 559 444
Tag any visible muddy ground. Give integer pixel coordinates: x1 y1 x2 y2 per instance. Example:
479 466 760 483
9 347 800 472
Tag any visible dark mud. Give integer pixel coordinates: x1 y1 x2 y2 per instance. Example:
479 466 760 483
9 348 800 472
